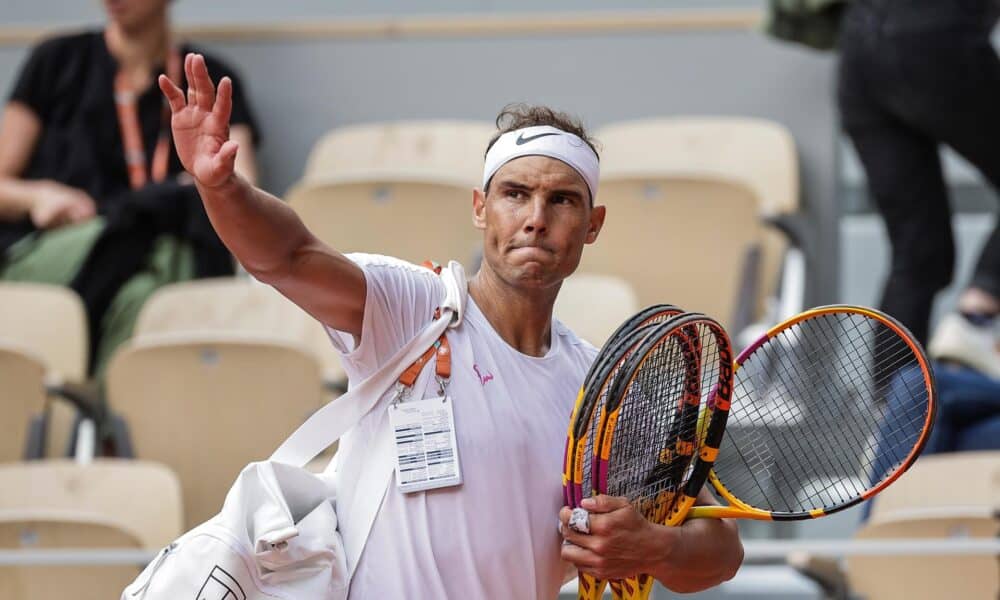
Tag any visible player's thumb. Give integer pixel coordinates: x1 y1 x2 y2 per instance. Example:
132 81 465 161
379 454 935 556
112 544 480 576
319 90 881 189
580 494 628 514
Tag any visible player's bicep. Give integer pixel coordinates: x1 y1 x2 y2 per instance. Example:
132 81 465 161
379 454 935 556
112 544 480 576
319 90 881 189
269 238 367 337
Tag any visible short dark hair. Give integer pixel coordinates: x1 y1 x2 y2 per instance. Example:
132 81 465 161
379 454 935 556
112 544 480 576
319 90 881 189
484 103 600 159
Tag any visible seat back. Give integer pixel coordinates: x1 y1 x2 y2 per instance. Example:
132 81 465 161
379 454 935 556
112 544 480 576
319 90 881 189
0 459 182 600
578 176 760 328
106 335 325 528
845 510 1000 600
288 180 482 269
301 120 494 186
0 344 47 460
0 282 87 381
135 277 344 383
553 273 639 346
596 118 801 325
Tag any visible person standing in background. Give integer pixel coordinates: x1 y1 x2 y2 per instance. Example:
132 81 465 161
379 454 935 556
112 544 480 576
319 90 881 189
837 0 1000 377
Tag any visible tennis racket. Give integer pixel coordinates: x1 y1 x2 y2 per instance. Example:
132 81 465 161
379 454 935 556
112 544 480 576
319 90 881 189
564 305 683 508
684 304 936 524
564 305 685 600
592 314 733 600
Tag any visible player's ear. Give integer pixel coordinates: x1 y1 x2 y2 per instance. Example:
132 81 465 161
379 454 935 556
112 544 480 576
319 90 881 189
473 188 487 230
585 204 606 244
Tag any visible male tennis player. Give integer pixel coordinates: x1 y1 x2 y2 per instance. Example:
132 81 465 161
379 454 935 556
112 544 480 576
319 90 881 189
161 53 742 598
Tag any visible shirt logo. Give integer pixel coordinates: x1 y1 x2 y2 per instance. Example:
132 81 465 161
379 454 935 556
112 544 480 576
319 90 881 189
473 364 495 386
515 132 560 145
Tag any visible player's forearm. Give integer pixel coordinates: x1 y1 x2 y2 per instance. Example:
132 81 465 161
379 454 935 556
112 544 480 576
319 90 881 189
648 517 743 593
194 173 313 281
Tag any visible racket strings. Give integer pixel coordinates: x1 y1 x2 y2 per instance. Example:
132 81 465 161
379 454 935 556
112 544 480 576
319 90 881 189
581 327 661 501
716 312 931 514
606 334 691 508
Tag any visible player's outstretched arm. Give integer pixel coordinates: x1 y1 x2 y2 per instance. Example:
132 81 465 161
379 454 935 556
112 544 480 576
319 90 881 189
160 53 365 335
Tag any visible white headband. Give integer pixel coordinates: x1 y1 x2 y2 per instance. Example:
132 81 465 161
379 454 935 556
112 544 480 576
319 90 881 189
482 125 599 201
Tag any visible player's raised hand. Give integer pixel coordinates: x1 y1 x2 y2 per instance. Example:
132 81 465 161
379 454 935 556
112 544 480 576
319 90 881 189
158 53 238 188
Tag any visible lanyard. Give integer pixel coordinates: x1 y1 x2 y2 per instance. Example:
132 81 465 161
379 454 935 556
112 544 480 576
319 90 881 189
112 38 182 189
394 261 453 401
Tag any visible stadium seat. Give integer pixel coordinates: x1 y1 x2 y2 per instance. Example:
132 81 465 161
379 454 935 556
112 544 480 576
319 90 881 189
0 282 88 382
867 450 1000 520
845 509 999 600
0 345 47 460
594 117 805 339
0 459 181 600
299 120 494 186
105 333 325 528
289 179 483 270
553 272 639 346
0 283 89 459
135 277 346 388
288 120 495 270
843 451 1000 599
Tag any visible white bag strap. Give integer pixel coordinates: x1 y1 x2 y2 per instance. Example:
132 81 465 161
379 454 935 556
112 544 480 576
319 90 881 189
269 260 466 468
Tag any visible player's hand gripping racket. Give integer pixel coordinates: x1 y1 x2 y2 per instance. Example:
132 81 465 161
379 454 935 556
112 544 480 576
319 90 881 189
590 314 733 600
563 305 684 600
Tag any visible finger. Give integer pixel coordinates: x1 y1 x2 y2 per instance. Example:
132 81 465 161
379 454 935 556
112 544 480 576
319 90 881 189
184 52 197 104
560 523 602 552
560 542 604 572
193 54 216 112
214 76 233 124
158 74 186 113
580 494 630 513
559 506 573 526
214 139 239 178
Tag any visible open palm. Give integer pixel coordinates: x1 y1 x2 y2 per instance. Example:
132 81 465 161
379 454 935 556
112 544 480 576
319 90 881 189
159 53 238 188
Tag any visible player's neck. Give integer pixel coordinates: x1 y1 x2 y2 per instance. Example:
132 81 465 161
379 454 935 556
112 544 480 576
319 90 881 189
105 16 169 75
469 268 557 358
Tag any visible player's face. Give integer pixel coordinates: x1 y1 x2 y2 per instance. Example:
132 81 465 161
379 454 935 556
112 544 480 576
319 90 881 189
473 155 605 291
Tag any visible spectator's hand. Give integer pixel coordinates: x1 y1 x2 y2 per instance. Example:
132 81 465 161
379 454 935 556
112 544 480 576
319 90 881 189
159 53 238 188
30 181 96 229
559 495 676 581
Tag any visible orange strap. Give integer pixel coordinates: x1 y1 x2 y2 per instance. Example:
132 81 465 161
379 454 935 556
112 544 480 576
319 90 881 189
397 260 451 391
112 36 182 190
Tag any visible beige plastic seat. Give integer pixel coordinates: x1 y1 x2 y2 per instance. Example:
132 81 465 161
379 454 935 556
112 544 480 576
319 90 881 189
554 273 639 346
135 277 345 385
578 176 760 330
594 118 803 333
288 179 482 269
288 120 495 270
300 120 495 186
868 451 1000 520
0 283 89 458
0 459 182 600
845 510 999 600
0 282 88 382
843 451 1000 600
105 333 325 528
0 344 47 461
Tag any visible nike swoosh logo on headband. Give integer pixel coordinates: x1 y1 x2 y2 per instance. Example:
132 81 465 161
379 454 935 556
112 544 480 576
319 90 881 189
515 132 560 145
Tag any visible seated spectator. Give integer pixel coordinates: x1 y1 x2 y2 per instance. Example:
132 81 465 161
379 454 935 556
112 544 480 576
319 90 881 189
0 0 260 376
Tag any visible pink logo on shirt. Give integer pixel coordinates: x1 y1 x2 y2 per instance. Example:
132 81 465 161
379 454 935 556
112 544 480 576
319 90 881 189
473 364 494 386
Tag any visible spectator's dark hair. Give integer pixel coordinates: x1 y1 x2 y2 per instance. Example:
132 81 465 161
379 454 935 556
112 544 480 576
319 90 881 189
484 103 600 160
